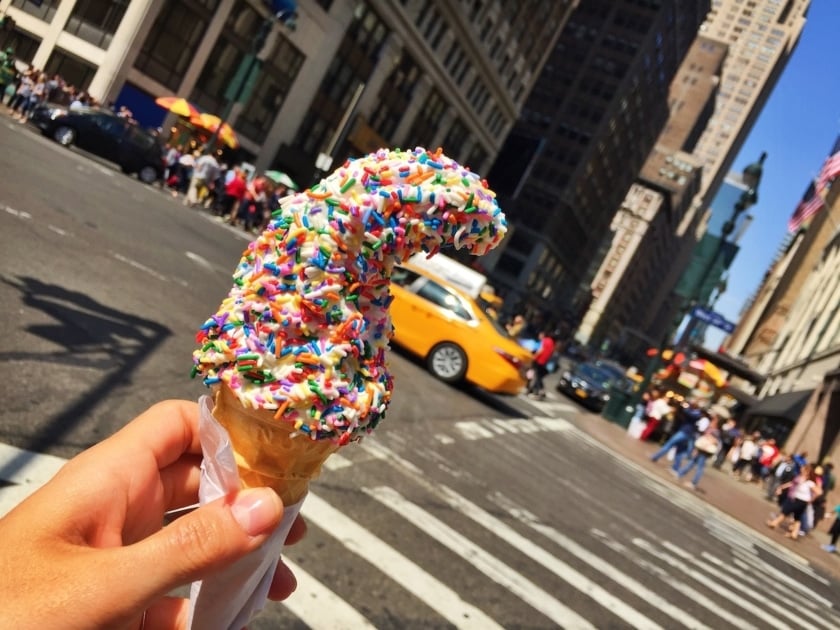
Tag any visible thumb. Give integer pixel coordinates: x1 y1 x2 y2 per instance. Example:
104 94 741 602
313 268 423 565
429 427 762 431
122 488 283 600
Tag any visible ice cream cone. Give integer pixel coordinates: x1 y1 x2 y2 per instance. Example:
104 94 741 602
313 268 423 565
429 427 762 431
212 385 339 505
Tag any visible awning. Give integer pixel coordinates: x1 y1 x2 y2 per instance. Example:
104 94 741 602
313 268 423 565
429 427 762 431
690 345 766 385
720 384 759 407
743 389 813 422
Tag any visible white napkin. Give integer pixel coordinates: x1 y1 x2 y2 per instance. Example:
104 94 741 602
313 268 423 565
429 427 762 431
187 395 303 630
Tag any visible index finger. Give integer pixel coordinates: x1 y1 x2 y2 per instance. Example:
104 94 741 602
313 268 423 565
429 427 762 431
82 400 202 471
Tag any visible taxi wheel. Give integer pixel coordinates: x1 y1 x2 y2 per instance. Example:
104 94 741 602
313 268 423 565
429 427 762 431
427 342 467 384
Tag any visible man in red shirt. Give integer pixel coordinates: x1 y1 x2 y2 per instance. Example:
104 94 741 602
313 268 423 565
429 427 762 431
527 330 556 400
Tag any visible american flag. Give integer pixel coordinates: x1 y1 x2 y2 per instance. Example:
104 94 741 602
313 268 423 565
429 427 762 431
788 150 840 232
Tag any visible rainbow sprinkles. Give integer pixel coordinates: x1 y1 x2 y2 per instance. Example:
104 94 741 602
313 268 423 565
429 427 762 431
192 147 507 444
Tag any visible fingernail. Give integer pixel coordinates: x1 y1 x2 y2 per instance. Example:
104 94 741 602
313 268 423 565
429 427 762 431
231 488 282 536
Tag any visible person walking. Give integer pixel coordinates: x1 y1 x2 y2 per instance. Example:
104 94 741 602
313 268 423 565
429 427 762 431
766 463 822 540
675 416 721 491
821 504 840 553
526 329 556 400
766 453 796 502
650 400 701 472
638 388 671 442
186 151 220 208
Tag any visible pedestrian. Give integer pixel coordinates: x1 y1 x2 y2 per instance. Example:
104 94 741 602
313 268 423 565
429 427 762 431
221 167 248 222
755 438 780 485
675 415 721 491
733 432 759 481
0 47 16 105
175 150 196 196
526 329 556 400
506 314 526 338
638 388 671 442
766 453 796 502
186 150 220 207
813 465 829 527
821 504 840 553
766 463 822 540
238 175 268 232
713 418 739 469
650 400 701 472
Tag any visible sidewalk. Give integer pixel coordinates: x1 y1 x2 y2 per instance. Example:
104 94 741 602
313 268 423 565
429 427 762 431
565 398 840 580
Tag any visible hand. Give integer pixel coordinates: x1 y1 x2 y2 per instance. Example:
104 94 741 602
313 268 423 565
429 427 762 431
0 400 303 629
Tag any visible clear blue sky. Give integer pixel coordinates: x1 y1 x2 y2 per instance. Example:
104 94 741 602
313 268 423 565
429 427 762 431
706 0 840 349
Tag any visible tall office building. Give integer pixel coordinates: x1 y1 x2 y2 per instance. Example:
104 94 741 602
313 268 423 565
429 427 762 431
575 34 725 355
484 0 708 324
0 0 574 182
690 0 809 202
568 0 811 357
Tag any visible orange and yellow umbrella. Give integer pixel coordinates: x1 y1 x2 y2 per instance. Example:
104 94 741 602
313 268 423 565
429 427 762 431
154 96 201 118
190 112 239 149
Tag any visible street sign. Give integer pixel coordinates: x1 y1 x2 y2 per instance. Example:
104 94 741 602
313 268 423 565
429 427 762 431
690 305 736 333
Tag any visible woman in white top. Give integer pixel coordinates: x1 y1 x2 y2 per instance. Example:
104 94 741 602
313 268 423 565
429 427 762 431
766 463 822 540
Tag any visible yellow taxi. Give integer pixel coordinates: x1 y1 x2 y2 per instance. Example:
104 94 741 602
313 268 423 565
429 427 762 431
388 262 532 394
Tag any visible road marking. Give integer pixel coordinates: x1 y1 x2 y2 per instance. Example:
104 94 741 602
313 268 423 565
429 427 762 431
3 205 31 219
185 250 217 272
0 443 66 485
321 452 352 471
433 433 455 444
110 251 169 282
633 538 787 629
47 224 70 236
590 530 757 630
421 482 666 628
453 416 572 441
365 486 598 629
487 493 712 629
663 541 828 629
303 492 502 630
282 558 377 629
700 551 838 629
0 443 67 517
731 545 832 596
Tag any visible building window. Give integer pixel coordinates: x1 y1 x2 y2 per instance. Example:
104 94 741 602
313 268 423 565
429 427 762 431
237 35 304 141
10 0 60 22
44 48 97 91
369 49 420 140
405 88 446 148
134 0 220 92
466 142 487 173
0 28 40 63
293 2 386 161
191 1 265 116
64 0 129 49
442 117 468 155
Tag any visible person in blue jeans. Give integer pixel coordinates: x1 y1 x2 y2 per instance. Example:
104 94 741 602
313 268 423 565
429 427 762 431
650 400 704 472
676 417 721 490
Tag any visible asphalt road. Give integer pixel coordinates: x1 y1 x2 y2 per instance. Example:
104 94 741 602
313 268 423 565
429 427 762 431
2 117 839 629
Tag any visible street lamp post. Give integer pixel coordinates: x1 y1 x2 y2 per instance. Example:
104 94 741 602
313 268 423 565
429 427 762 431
678 151 766 347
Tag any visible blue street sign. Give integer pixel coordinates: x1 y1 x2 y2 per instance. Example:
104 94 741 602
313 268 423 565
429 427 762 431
690 305 736 334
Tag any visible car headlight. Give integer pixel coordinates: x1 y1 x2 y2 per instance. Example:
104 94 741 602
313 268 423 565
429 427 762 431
49 108 68 119
600 392 610 402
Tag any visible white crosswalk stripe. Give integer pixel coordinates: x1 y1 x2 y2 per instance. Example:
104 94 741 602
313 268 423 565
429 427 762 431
281 558 377 629
2 420 838 629
364 485 598 629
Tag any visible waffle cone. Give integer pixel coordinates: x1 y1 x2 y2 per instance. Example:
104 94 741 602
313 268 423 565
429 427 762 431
212 385 339 505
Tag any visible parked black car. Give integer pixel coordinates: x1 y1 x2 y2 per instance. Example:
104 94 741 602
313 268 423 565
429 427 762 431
555 361 620 412
29 104 165 183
